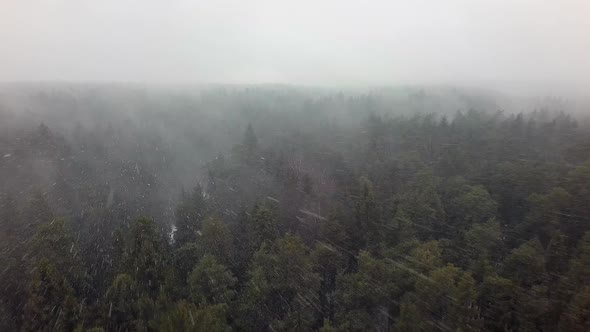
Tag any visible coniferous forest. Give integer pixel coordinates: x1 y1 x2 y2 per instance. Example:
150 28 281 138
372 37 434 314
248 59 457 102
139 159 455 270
1 85 590 331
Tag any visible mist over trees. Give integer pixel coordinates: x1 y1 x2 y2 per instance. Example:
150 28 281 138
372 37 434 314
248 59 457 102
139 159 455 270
1 84 590 331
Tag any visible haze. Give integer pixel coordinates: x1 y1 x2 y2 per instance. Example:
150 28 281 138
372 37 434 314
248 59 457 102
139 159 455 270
1 0 589 95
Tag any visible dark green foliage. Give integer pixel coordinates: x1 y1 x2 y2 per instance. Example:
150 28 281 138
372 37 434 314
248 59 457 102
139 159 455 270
313 242 344 324
414 264 481 331
397 301 421 332
559 286 590 332
174 243 201 285
24 259 79 332
237 235 320 330
546 231 570 277
351 177 380 253
197 218 234 265
503 238 546 287
124 218 168 297
189 254 237 305
567 232 590 288
464 218 502 260
2 91 590 331
394 169 445 240
105 274 139 330
446 184 497 229
479 275 519 330
151 301 231 332
250 203 279 247
335 251 397 330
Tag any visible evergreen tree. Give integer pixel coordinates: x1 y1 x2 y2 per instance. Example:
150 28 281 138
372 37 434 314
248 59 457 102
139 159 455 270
152 301 231 332
559 286 590 332
250 203 279 248
125 218 168 297
105 274 139 331
503 238 546 287
24 260 79 332
479 275 519 330
197 218 233 266
414 264 481 331
238 235 319 331
189 254 237 306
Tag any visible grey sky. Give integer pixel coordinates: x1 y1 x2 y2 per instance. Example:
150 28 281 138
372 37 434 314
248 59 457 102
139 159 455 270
1 0 589 93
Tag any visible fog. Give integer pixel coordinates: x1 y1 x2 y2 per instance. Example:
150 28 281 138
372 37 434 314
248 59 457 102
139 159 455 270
3 2 590 331
2 0 589 96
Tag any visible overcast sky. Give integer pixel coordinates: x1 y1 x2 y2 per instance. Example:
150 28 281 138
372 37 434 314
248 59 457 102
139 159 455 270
1 0 589 93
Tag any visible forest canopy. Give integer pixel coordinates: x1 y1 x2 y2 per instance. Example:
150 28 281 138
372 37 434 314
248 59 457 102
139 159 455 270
1 85 590 331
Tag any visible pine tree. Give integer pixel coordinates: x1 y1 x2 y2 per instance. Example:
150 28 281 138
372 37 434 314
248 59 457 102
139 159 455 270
559 286 590 332
251 204 278 247
197 218 233 265
125 218 168 297
239 235 319 331
24 260 79 331
503 238 546 287
189 254 236 306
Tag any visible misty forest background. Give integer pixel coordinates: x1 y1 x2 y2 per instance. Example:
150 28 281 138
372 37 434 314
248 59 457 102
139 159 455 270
1 84 590 331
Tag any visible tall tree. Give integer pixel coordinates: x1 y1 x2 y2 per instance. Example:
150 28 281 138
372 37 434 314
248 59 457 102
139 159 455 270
189 254 236 306
414 264 481 331
335 251 396 331
238 235 319 331
503 238 546 287
250 204 279 248
559 286 590 332
197 218 233 266
124 218 168 297
24 260 79 332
